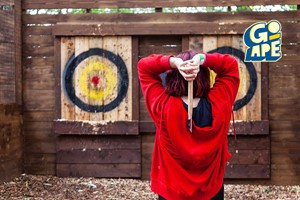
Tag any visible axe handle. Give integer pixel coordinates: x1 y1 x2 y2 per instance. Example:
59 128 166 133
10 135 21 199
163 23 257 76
188 81 193 131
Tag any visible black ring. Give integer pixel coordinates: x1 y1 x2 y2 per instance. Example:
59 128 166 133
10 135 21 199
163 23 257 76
63 48 129 113
208 47 257 111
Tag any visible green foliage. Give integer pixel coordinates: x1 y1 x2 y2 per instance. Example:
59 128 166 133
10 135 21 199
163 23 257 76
26 5 297 15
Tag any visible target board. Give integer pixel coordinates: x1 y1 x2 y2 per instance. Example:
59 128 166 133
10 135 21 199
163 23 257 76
189 35 262 121
60 36 132 121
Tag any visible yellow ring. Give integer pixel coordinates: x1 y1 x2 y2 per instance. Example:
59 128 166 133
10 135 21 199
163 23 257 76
79 61 117 101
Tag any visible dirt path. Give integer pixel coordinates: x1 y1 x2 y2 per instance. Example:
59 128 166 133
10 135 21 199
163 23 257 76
1 174 299 200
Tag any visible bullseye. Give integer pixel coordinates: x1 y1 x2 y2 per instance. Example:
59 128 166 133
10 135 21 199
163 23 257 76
91 76 100 86
63 48 129 113
79 61 117 101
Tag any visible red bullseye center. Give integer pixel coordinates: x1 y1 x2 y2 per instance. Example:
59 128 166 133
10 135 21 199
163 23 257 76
91 76 100 85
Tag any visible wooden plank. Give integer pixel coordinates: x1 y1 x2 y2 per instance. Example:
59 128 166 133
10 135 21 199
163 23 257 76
142 133 155 179
57 149 141 164
261 62 269 120
103 36 119 120
54 37 61 119
228 149 270 165
74 37 90 120
23 67 54 80
202 35 217 89
14 0 22 105
281 44 300 55
271 130 300 142
116 36 132 121
270 174 300 186
24 130 54 141
269 85 300 99
272 154 300 165
229 136 271 179
52 22 251 36
139 44 181 57
53 120 139 135
270 105 300 121
23 46 54 57
22 0 300 9
228 135 270 150
57 163 141 178
270 120 300 132
217 35 232 47
181 35 189 51
0 42 15 104
0 0 14 6
23 35 54 46
225 164 270 179
24 153 56 175
52 21 299 36
24 79 54 90
87 37 104 121
0 104 21 115
189 36 203 53
203 35 217 54
0 10 14 42
269 98 300 108
0 158 22 183
23 89 55 111
23 11 300 25
139 121 156 133
60 37 75 120
24 137 55 154
230 120 269 135
247 58 261 120
23 26 52 35
57 135 141 150
231 35 247 120
131 36 139 121
23 56 54 68
23 121 53 131
0 125 22 155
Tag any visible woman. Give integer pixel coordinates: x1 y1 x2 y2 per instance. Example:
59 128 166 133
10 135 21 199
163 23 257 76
138 51 240 200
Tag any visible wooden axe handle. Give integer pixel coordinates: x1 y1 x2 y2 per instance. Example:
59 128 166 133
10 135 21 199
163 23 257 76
188 81 193 119
188 81 193 132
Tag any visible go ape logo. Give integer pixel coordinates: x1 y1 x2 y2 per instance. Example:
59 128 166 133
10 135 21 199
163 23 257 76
244 20 282 62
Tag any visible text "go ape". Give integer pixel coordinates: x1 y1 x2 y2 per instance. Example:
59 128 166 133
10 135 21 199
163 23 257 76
244 20 282 62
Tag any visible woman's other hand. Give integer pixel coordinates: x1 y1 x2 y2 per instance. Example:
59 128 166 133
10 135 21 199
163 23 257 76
178 60 200 81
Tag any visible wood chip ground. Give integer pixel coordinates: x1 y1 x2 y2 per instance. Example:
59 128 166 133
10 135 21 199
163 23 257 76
0 174 299 200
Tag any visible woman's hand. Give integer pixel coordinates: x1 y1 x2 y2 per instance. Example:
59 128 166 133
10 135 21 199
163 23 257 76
170 57 196 81
169 57 183 69
169 54 205 81
177 63 199 81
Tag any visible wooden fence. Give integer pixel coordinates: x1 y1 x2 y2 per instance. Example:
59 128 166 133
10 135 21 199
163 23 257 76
0 0 22 183
1 0 298 185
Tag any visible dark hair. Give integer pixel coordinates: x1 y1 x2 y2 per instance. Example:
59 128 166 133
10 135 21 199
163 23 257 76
165 50 210 97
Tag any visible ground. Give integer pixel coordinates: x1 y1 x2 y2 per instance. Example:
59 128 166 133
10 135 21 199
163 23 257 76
0 174 299 200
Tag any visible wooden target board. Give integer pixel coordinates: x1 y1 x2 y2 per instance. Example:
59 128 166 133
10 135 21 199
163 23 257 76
189 35 262 121
60 36 132 121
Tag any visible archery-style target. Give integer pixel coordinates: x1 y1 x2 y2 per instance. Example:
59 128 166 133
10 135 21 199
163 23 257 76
208 46 257 111
78 61 117 101
63 48 129 113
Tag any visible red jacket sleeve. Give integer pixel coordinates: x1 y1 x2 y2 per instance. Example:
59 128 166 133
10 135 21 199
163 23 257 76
202 53 240 106
138 54 172 124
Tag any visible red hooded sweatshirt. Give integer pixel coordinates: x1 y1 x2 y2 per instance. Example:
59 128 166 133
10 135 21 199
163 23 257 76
138 53 240 200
